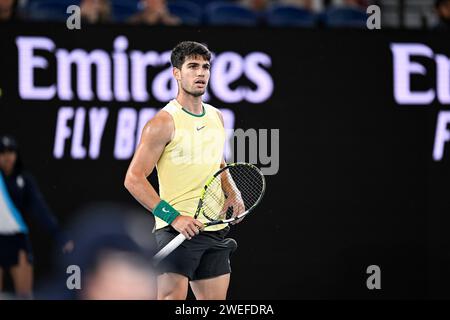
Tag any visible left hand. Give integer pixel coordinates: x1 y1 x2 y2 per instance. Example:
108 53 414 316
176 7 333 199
221 193 246 225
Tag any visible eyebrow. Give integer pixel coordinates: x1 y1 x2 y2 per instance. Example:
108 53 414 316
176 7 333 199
187 62 210 67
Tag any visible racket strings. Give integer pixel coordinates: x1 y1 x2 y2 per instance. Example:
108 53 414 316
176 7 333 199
228 167 263 211
201 164 264 222
202 177 226 220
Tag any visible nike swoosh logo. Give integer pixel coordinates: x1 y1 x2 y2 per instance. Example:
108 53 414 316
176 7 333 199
162 207 169 213
196 126 206 131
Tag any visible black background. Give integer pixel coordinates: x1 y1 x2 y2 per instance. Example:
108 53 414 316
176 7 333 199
1 22 450 299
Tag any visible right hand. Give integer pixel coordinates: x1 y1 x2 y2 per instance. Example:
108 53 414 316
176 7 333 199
171 216 203 240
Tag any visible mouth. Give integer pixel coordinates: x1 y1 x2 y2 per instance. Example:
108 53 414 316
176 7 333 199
194 79 206 86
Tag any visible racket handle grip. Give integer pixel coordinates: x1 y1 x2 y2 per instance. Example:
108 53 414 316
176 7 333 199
153 233 187 264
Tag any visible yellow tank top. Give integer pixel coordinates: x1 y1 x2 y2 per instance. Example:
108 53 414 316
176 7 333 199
155 99 226 231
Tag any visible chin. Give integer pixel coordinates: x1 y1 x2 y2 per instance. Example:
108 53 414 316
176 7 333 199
191 90 205 97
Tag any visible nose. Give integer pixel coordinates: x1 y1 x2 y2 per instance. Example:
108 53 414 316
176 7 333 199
197 69 205 77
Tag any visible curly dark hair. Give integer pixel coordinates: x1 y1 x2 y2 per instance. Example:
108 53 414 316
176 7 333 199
170 41 211 69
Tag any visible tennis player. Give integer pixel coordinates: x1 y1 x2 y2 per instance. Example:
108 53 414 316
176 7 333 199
125 41 240 300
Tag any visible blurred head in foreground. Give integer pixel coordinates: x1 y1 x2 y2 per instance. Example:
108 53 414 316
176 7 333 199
38 203 158 300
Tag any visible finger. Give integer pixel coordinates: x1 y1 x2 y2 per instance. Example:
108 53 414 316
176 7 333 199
186 226 195 238
187 226 197 237
190 224 200 235
219 206 228 215
194 221 204 230
182 230 192 240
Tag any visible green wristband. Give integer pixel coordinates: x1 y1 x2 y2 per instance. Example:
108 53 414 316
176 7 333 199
153 200 180 225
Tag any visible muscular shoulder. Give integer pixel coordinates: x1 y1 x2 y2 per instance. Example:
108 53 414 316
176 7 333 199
141 109 174 144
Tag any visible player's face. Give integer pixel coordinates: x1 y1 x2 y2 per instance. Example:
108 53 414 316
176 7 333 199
177 56 211 97
0 150 16 174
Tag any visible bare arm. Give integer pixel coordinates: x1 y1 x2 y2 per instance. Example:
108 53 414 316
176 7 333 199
124 111 202 239
216 110 245 223
217 110 233 193
124 111 172 212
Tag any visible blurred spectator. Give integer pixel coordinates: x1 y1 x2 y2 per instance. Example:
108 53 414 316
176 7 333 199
0 0 17 22
0 135 73 299
36 203 157 300
328 0 369 9
240 0 269 25
81 251 157 300
278 0 315 11
80 0 112 24
241 0 270 14
128 0 181 26
434 0 450 30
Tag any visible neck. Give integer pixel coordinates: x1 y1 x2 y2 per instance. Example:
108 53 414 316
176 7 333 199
176 92 203 115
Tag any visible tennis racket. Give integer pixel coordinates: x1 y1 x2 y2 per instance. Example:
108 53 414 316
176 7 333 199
153 162 265 264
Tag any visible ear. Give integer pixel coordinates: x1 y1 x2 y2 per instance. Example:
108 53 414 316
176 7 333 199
173 67 181 81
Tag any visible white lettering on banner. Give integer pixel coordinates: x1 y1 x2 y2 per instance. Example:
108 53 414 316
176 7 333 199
16 36 274 104
433 111 450 161
88 108 109 159
391 43 450 162
243 52 274 103
16 37 56 100
391 43 450 105
152 51 178 102
54 107 74 159
114 108 138 160
130 51 159 102
54 107 109 159
113 36 130 101
211 52 245 103
391 43 435 105
53 107 235 161
56 49 113 101
210 52 273 104
436 54 450 104
72 108 87 159
51 106 279 174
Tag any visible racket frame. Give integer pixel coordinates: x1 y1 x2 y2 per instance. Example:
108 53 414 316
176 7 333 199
153 162 265 264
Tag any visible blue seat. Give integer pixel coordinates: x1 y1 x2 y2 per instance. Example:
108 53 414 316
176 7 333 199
168 1 203 25
266 5 317 27
27 0 80 21
323 6 367 28
111 1 139 22
175 0 219 10
205 2 258 26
